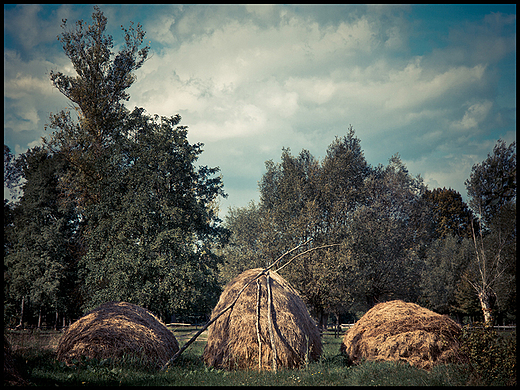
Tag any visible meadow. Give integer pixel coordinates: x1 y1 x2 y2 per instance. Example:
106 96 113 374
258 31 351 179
4 325 489 386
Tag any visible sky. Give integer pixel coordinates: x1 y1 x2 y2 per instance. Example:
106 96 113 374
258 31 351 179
4 4 517 216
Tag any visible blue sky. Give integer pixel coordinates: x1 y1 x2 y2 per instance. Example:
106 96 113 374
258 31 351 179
4 4 516 215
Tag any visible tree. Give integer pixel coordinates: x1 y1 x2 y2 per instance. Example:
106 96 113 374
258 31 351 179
4 145 24 201
4 147 80 328
420 235 474 319
465 140 516 226
219 201 265 285
421 187 476 239
464 139 516 326
224 128 371 328
318 127 371 242
44 5 149 209
342 154 427 309
79 108 229 319
39 6 228 321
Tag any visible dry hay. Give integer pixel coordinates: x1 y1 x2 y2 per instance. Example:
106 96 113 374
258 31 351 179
340 300 466 370
56 302 179 369
203 268 322 370
4 334 28 386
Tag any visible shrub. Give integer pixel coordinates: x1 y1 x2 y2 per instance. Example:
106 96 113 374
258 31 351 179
459 323 516 386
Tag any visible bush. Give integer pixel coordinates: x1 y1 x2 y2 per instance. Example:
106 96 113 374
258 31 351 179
459 323 516 386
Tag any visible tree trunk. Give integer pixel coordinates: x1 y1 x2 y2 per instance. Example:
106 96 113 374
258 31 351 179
334 312 340 338
315 308 328 331
38 307 42 329
478 290 496 326
18 296 25 328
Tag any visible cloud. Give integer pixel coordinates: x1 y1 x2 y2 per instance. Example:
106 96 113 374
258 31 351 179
4 4 516 211
452 100 493 130
3 4 76 52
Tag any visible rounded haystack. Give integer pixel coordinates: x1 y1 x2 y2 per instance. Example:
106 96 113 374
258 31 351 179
56 301 179 368
203 268 322 370
340 300 465 370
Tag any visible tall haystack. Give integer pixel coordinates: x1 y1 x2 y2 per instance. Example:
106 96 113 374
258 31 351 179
56 302 179 369
340 300 466 370
203 268 322 370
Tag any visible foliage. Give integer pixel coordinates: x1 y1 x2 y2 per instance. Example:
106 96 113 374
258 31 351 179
4 6 229 327
341 154 427 308
421 187 476 239
4 147 82 327
219 201 265 285
44 5 149 210
420 236 474 316
80 108 229 317
465 139 516 227
459 323 516 386
463 139 516 325
251 129 371 325
4 145 24 201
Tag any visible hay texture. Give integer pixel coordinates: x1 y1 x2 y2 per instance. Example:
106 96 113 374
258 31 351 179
56 302 179 368
340 300 465 370
4 335 28 386
203 268 322 370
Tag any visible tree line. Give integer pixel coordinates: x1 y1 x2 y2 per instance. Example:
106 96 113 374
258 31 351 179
220 133 516 328
3 7 516 329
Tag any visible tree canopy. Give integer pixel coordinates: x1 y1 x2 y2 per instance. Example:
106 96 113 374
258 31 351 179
4 6 228 325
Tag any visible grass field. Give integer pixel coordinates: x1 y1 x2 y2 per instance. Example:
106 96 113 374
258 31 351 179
2 326 495 386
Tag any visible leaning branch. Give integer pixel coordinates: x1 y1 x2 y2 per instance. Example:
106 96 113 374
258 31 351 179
275 244 340 273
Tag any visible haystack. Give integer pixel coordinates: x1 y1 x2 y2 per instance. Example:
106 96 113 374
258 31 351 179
4 335 28 386
203 268 322 370
56 302 179 369
340 300 466 370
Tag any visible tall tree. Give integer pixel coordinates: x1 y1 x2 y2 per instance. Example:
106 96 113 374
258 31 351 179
420 235 474 318
245 128 371 327
80 108 229 318
219 201 265 285
318 127 371 241
44 5 149 209
464 139 516 326
465 140 516 226
342 154 427 308
4 145 24 201
40 6 228 320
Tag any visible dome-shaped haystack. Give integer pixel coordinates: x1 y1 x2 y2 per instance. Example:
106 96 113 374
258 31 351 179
56 301 179 369
340 300 466 370
203 268 322 370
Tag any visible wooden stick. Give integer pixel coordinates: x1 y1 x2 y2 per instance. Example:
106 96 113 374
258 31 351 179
256 278 262 370
266 271 277 373
265 238 312 272
274 244 340 273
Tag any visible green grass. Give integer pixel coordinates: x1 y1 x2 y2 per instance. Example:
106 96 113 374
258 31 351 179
4 327 480 386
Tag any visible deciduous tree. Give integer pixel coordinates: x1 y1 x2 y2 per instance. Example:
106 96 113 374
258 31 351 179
464 140 516 326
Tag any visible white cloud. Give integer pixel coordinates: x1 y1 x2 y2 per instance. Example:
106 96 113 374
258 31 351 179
452 100 493 130
4 4 515 212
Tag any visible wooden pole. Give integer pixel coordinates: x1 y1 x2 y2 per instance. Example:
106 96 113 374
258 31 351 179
256 278 262 370
266 272 277 373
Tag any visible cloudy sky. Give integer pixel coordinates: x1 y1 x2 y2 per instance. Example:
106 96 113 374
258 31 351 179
4 4 516 215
